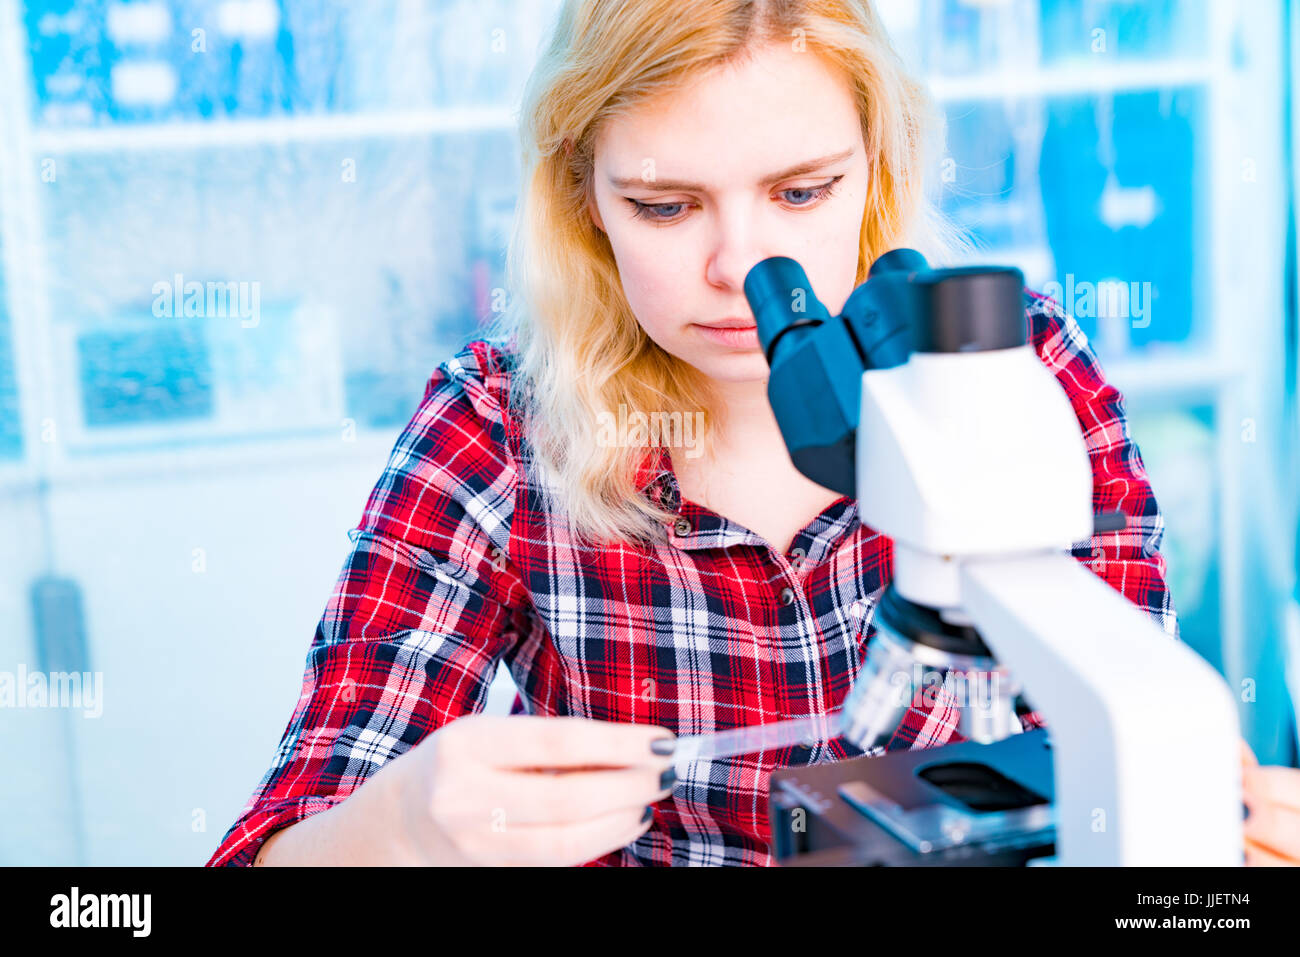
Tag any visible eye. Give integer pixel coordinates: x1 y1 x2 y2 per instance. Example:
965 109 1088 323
626 199 688 224
623 174 845 227
779 176 844 208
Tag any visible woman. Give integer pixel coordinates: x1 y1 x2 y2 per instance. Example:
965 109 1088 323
208 0 1298 866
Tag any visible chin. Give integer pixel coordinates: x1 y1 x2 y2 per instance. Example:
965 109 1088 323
690 351 770 382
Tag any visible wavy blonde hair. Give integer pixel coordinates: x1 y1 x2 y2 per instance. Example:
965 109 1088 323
483 0 964 550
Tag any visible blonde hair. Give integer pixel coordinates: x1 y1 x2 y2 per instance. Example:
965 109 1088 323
483 0 965 550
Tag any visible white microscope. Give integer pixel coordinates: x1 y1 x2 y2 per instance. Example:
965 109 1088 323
742 248 1243 866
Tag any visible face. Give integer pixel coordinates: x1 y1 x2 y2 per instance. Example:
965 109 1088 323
586 39 869 386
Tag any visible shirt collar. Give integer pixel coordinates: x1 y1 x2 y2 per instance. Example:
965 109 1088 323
635 444 685 518
636 443 859 556
636 444 674 498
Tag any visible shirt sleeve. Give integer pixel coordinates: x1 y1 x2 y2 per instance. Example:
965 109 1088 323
206 341 532 866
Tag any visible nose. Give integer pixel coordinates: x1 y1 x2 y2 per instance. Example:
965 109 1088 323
704 205 767 294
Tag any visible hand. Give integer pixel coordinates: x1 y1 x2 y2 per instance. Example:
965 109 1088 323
390 714 677 866
1241 738 1300 866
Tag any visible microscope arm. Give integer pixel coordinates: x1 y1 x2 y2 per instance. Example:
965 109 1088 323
959 552 1242 865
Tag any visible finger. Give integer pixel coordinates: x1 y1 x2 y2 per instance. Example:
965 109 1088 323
1244 764 1300 812
480 762 675 826
1242 793 1300 861
493 803 655 866
1244 836 1295 867
470 715 677 770
1240 738 1259 767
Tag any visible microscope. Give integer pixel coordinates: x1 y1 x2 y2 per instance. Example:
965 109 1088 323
742 249 1243 866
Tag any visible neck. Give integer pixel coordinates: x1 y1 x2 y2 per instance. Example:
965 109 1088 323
696 375 785 462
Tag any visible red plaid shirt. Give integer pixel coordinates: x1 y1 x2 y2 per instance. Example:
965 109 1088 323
207 290 1178 866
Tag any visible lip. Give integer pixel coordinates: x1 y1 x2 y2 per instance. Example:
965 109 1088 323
692 322 761 348
696 318 757 329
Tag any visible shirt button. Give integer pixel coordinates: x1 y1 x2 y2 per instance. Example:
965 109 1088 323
778 586 796 606
673 517 692 536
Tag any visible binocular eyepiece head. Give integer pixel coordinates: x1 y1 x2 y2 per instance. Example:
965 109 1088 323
744 248 1028 366
739 249 1029 500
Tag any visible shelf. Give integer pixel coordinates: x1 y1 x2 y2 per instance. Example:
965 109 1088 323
29 106 517 154
1101 351 1243 399
928 58 1215 102
24 59 1217 156
0 428 401 493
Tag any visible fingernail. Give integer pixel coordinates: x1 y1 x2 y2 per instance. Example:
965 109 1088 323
641 805 654 824
651 737 676 756
659 767 677 791
1242 802 1251 820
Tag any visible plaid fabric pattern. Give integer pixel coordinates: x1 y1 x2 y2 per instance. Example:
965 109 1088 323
207 290 1177 866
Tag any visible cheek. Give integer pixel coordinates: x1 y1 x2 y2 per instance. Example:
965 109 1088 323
803 232 862 314
608 230 692 330
785 186 865 309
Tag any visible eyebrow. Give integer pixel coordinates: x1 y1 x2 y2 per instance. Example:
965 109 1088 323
608 147 855 192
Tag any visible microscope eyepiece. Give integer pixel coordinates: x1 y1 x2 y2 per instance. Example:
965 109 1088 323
742 256 859 497
742 256 832 363
868 247 928 278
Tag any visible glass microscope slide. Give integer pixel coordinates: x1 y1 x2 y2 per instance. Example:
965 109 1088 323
670 711 842 762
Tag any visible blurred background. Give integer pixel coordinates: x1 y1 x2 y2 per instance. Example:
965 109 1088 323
0 0 1295 865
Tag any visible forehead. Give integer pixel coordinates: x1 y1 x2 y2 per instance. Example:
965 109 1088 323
594 43 861 188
